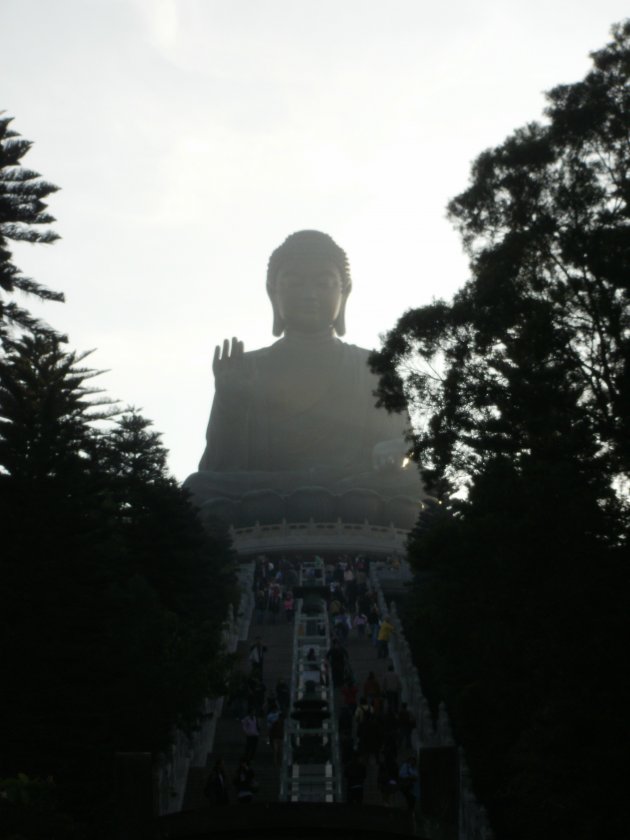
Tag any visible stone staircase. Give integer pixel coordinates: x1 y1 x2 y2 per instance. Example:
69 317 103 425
183 617 294 808
183 566 412 813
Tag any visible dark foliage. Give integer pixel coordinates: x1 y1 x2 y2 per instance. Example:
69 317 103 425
372 21 630 498
0 336 237 838
403 465 628 839
372 22 630 840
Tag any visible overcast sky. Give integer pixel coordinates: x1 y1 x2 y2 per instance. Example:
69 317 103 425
2 0 628 481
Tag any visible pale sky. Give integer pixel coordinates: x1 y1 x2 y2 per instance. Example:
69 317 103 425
2 0 628 481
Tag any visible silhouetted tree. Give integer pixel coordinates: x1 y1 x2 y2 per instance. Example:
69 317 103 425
0 333 112 483
0 115 62 341
371 21 630 840
373 20 630 503
0 343 236 837
95 409 237 736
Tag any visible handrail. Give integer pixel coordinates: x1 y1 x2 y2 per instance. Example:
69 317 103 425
369 562 493 839
156 562 255 814
279 560 343 802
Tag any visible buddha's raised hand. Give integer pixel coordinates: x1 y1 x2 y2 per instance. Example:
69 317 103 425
212 337 249 392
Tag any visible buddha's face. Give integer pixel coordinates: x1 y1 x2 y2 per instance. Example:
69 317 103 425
274 253 345 334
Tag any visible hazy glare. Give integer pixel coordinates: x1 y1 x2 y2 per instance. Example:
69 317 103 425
2 0 627 480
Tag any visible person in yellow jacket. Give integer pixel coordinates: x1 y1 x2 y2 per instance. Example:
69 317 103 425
376 615 395 659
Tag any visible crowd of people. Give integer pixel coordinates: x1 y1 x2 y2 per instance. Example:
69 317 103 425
205 636 291 806
205 551 419 814
335 663 419 811
252 555 299 625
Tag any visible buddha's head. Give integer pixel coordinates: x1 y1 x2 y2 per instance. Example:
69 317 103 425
266 230 352 337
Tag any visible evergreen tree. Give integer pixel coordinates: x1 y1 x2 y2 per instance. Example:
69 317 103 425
96 409 238 737
0 333 112 482
0 334 123 833
0 343 236 837
0 115 62 341
0 115 237 838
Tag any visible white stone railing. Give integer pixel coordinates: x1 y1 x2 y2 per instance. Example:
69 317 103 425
155 561 255 814
231 518 409 556
156 728 194 814
369 564 493 840
368 564 437 750
280 588 343 803
458 750 494 840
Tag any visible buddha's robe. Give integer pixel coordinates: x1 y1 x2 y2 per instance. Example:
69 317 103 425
185 334 421 503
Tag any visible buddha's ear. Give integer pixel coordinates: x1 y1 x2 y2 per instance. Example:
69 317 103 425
334 292 349 336
271 294 285 337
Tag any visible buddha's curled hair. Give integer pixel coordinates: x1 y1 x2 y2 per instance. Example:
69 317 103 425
266 230 352 294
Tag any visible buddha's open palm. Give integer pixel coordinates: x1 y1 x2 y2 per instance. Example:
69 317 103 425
213 337 251 394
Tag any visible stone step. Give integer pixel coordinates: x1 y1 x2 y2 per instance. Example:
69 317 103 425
183 590 408 812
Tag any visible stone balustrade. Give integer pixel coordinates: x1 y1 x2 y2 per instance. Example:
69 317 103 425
369 563 493 840
231 518 408 557
155 562 255 814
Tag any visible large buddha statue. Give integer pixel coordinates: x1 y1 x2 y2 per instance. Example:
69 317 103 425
184 231 424 528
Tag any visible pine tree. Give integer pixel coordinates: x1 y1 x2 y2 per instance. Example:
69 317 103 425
0 115 62 341
0 345 236 836
0 333 112 484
